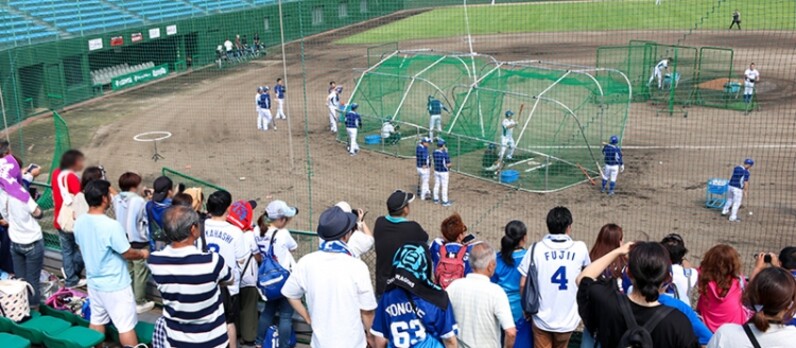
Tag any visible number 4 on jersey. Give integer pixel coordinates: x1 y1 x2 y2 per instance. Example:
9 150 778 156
551 266 568 290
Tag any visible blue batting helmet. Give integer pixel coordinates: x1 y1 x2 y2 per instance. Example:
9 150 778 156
505 110 514 117
350 103 358 110
437 138 446 147
420 137 432 144
263 85 270 91
744 158 755 166
609 135 619 145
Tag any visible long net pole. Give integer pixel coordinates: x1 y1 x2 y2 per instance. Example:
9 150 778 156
277 0 295 170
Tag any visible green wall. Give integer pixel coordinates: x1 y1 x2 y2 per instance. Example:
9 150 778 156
0 0 403 128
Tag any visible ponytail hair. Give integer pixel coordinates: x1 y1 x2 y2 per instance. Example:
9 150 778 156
499 220 527 266
744 267 796 332
627 242 671 303
257 213 269 237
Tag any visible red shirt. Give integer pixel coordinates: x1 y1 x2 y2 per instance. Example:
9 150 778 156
51 168 81 230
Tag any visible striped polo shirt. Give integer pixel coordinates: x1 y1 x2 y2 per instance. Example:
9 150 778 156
149 245 232 348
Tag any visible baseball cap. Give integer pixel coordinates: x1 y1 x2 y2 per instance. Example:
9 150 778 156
335 201 353 213
317 206 357 241
263 85 270 91
152 176 173 202
387 190 415 214
437 138 446 147
266 200 298 220
420 137 432 144
744 158 755 166
227 200 258 231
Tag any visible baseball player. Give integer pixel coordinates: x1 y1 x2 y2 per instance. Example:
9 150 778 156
499 110 517 161
255 86 262 129
601 135 624 196
381 119 401 145
729 9 741 30
648 57 672 90
274 78 286 120
743 63 760 104
722 158 754 222
327 86 342 133
415 137 432 200
344 103 361 156
433 138 452 207
427 95 449 138
258 86 274 131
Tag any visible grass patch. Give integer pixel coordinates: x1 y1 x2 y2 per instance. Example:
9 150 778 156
339 0 795 44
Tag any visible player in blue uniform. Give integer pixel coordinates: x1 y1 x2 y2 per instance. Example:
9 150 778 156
722 158 754 222
433 139 452 207
274 78 286 120
416 137 432 200
258 86 274 131
371 243 458 348
344 103 362 156
427 96 450 138
601 135 624 195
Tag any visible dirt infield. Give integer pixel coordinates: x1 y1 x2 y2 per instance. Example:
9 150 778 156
52 18 795 268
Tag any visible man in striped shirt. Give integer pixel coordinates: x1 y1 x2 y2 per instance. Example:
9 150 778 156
149 206 233 348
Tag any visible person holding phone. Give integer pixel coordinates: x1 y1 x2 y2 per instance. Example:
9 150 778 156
334 201 373 259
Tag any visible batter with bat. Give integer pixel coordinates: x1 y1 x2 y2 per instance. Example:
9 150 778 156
601 135 624 196
499 109 518 161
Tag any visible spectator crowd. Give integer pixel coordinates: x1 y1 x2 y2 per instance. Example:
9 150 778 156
0 143 795 348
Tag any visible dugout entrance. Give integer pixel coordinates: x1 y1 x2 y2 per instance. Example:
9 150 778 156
345 50 632 193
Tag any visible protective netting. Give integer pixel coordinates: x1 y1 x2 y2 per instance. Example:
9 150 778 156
347 52 630 192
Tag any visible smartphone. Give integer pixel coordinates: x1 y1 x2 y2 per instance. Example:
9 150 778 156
753 253 773 264
26 164 39 171
462 234 477 244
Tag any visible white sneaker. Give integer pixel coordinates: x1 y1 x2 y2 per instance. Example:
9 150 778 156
721 211 729 216
136 301 155 314
729 218 741 223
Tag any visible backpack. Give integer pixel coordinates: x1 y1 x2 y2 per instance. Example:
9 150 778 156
521 242 541 315
262 325 298 348
434 244 467 290
257 231 291 301
616 290 674 348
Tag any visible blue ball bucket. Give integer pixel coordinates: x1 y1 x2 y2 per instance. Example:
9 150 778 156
501 170 520 184
364 135 382 145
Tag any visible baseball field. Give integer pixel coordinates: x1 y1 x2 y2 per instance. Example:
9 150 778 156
17 0 796 269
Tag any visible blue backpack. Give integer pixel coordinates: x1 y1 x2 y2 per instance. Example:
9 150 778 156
262 325 298 348
257 231 291 301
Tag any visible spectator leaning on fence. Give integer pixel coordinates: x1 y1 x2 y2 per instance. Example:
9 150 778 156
254 199 299 348
51 149 86 288
113 172 155 314
0 142 44 309
148 205 232 348
447 242 516 348
517 206 590 348
74 180 149 347
282 206 378 348
374 190 429 296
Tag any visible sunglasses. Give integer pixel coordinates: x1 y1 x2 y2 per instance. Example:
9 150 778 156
663 233 684 244
394 190 412 210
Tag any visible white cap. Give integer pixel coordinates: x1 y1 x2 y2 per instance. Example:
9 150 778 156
266 200 298 219
334 201 352 213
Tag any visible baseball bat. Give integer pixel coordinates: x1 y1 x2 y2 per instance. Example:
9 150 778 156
576 163 596 186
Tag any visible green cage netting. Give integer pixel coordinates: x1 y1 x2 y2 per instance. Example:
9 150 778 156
344 50 631 193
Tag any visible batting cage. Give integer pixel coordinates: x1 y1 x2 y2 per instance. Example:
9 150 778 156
343 50 631 193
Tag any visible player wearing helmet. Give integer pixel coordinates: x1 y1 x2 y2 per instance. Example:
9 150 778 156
722 158 754 222
344 103 361 156
601 135 624 195
433 139 452 207
258 86 274 131
427 95 450 138
416 137 432 200
500 110 518 161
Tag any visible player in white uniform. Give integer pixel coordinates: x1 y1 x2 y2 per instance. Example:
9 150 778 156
648 57 671 89
499 110 517 161
327 86 342 133
517 207 590 346
743 63 760 104
258 86 274 131
255 87 262 130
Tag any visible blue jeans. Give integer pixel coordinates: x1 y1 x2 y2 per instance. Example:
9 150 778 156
255 297 294 347
58 230 84 287
11 239 43 307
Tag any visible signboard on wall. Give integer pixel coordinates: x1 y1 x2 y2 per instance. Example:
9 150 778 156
88 38 103 51
110 36 124 47
149 28 161 39
166 25 177 35
111 64 170 91
132 33 143 43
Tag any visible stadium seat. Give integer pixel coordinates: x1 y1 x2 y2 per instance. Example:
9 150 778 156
9 315 72 344
42 327 105 348
0 333 30 348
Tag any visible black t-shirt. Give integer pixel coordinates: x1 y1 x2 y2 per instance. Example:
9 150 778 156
577 277 699 348
373 216 429 295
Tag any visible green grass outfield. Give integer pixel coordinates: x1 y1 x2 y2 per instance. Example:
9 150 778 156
339 0 795 44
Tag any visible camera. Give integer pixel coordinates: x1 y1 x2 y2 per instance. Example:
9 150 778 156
754 253 772 264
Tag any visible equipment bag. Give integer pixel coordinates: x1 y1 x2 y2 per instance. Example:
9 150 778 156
262 325 298 348
0 279 34 322
434 243 467 290
257 232 290 301
521 242 541 315
45 287 88 314
616 290 673 348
